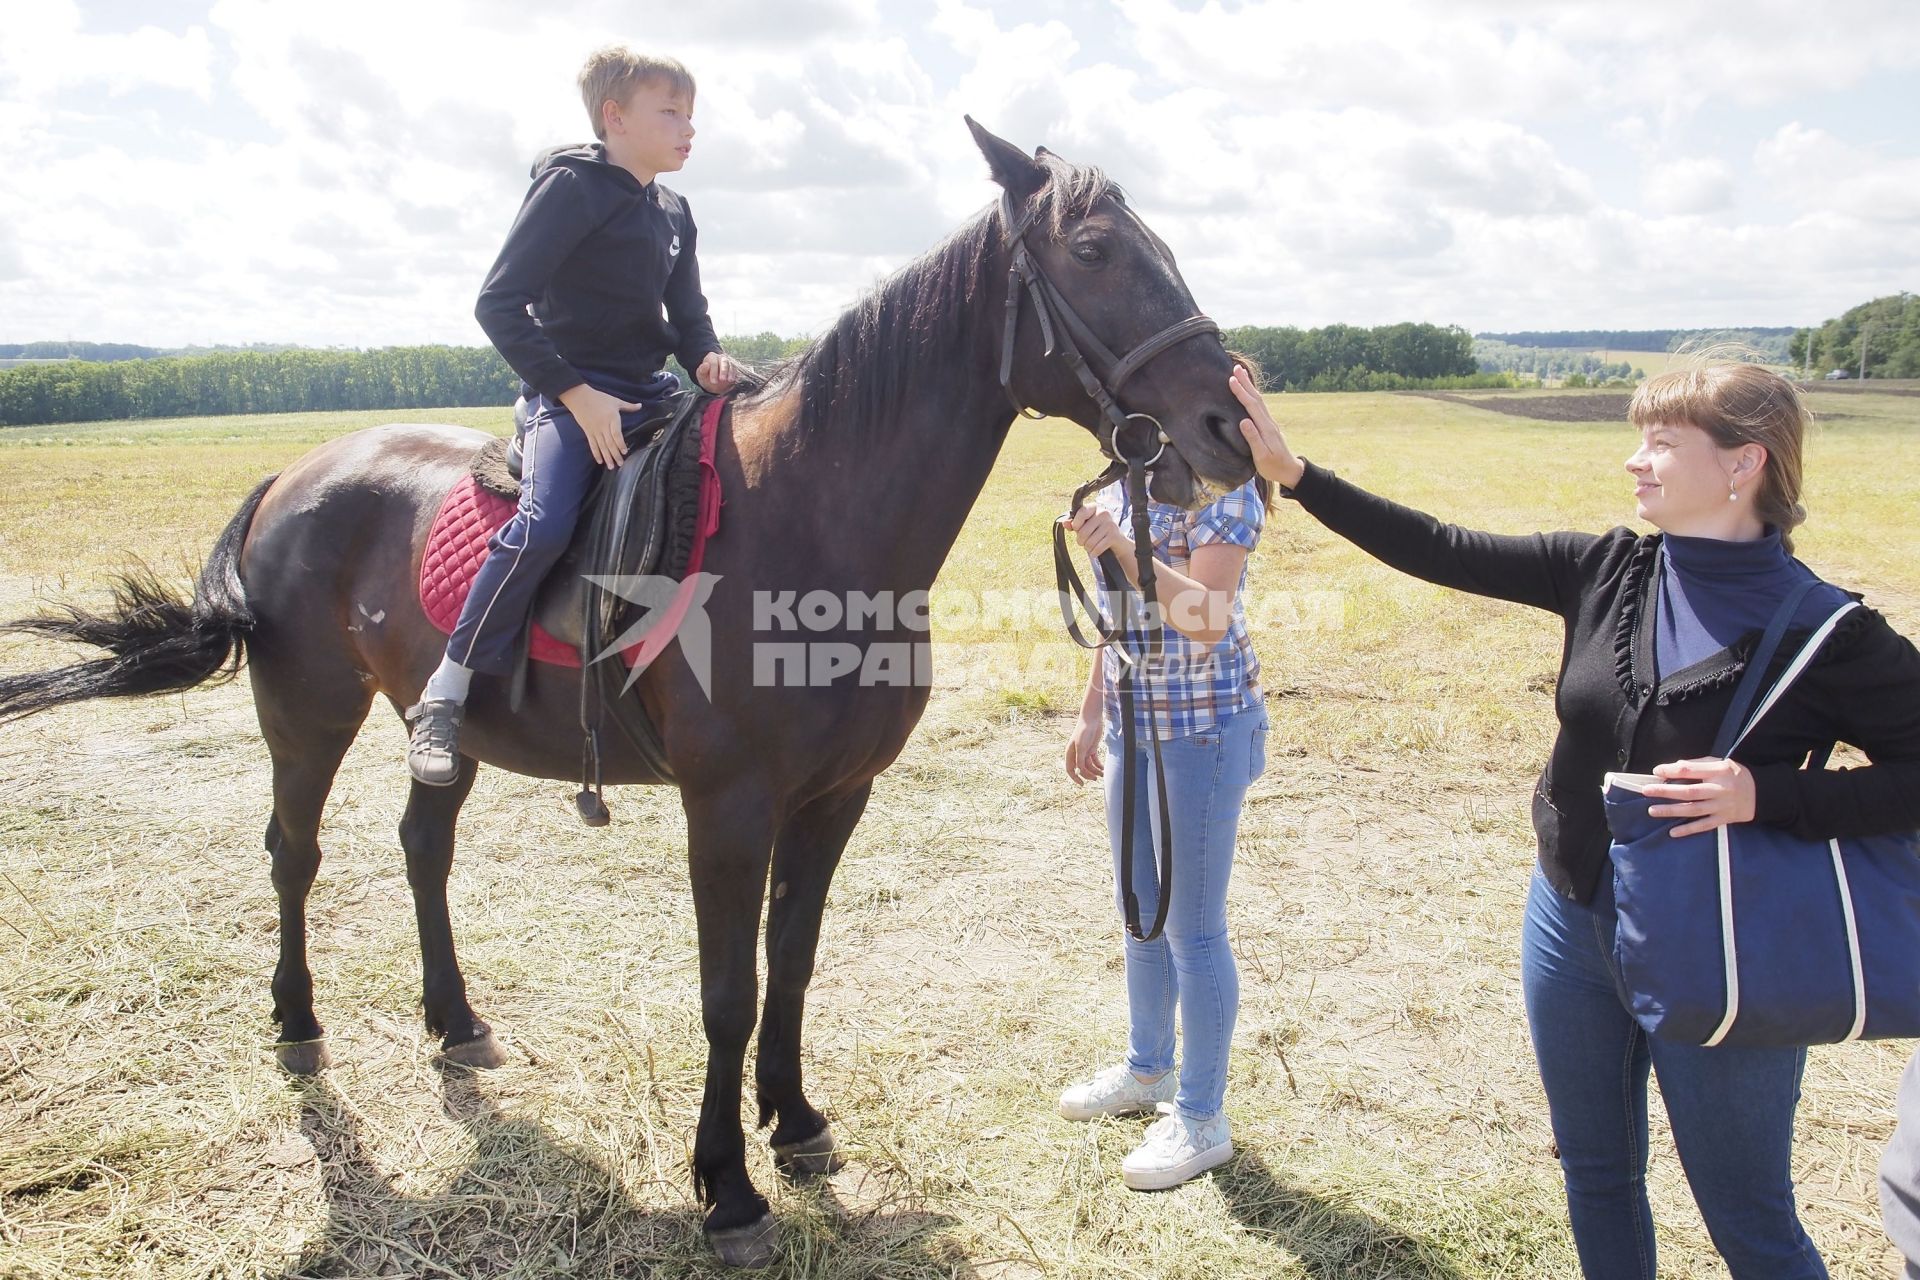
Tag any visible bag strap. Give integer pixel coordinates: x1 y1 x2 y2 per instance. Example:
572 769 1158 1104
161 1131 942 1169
1725 600 1861 755
1711 581 1861 757
1709 580 1818 758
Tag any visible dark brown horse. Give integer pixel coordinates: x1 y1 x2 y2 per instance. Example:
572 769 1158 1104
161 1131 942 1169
0 122 1252 1266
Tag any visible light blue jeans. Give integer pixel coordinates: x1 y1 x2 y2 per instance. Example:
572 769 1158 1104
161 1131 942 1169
1104 700 1267 1120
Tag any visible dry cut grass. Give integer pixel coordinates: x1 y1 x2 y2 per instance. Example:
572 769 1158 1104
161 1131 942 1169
0 388 1916 1278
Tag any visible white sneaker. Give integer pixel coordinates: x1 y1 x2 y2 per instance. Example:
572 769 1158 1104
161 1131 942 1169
1120 1105 1233 1190
1058 1063 1177 1121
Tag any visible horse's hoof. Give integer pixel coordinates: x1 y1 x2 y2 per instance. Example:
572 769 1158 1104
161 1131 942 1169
440 1029 508 1069
706 1213 779 1269
275 1039 331 1076
772 1127 845 1178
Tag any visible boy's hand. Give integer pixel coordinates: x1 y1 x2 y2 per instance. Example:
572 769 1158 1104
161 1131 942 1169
558 384 643 469
1229 365 1306 488
696 352 744 394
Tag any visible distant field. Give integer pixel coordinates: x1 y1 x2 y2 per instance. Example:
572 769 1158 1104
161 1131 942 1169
1504 348 1797 383
1590 348 1809 378
1420 381 1920 418
2 388 1917 1278
1580 347 1681 375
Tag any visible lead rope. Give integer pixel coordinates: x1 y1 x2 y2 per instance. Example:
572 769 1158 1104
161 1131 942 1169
1056 445 1177 943
998 189 1202 945
1112 457 1176 942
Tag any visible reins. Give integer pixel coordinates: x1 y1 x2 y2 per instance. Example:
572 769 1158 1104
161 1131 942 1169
996 189 1220 944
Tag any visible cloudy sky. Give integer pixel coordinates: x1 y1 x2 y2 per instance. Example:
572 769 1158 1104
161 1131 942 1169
3 0 1917 349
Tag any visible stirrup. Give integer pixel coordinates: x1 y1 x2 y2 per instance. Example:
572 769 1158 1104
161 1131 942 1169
575 727 610 826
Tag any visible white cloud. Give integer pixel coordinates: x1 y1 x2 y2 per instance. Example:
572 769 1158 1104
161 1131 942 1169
0 0 1918 348
1551 0 1920 112
1756 122 1856 179
1642 157 1735 216
1115 0 1592 120
0 1 215 100
1755 122 1920 225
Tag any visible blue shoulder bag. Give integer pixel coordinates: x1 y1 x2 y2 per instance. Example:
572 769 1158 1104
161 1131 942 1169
1603 580 1920 1047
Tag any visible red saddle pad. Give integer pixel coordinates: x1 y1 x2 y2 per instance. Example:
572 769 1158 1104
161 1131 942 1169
417 399 726 673
417 475 582 667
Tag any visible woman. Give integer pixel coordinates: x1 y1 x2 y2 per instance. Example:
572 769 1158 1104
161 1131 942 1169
1057 473 1269 1190
1228 360 1920 1278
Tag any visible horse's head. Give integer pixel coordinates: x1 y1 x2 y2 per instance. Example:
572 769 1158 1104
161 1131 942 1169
968 118 1255 507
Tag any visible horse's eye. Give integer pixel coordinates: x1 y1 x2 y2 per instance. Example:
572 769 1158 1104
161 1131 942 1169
1072 243 1104 264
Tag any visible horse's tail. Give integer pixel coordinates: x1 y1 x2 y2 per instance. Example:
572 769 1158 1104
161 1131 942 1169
0 474 278 720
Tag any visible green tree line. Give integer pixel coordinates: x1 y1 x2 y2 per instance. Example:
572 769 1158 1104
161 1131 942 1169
0 333 830 427
1790 294 1920 379
1221 322 1497 391
1 323 1496 426
0 346 518 426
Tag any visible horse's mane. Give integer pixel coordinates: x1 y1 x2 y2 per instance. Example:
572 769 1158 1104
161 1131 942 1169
741 153 1122 439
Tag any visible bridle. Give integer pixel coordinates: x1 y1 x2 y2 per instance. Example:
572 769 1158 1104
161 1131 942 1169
997 187 1221 944
995 190 1221 468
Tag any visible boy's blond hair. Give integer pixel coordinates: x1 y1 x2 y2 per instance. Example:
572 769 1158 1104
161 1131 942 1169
578 45 695 141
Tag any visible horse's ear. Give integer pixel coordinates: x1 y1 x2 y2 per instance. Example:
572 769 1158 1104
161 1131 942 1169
965 115 1046 199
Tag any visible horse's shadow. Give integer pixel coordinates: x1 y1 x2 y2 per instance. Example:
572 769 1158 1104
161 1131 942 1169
276 1065 972 1279
1215 1152 1470 1279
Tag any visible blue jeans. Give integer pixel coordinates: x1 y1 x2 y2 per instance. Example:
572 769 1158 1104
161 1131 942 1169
1521 867 1827 1279
447 374 676 675
1104 700 1267 1120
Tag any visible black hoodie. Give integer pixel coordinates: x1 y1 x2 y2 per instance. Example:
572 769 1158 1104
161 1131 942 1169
474 143 721 401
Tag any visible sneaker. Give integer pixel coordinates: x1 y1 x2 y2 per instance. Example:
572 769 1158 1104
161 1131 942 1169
404 698 465 786
1120 1105 1233 1190
1058 1063 1177 1121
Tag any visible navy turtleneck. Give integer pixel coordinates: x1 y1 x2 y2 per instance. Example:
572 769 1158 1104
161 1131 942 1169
1654 527 1851 679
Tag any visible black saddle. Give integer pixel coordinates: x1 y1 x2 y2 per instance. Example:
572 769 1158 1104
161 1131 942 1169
468 390 713 814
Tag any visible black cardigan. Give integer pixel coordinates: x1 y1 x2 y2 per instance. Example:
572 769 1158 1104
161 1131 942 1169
1286 460 1920 904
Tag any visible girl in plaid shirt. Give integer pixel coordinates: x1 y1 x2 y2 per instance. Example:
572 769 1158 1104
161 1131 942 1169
1056 475 1270 1190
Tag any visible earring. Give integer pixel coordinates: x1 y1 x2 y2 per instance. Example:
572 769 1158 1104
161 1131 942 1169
1728 486 1739 502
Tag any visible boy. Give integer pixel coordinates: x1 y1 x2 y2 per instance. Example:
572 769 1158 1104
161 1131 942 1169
407 46 743 785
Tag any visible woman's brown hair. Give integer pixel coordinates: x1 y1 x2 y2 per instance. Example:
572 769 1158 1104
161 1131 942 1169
1628 357 1810 552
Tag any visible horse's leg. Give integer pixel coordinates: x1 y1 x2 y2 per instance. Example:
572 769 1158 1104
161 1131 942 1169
397 756 503 1066
259 680 372 1076
756 783 871 1177
683 782 781 1267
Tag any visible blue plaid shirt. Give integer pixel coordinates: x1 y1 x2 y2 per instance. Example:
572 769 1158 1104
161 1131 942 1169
1093 479 1264 740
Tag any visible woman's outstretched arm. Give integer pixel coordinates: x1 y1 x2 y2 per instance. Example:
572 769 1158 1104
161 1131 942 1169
1230 367 1601 616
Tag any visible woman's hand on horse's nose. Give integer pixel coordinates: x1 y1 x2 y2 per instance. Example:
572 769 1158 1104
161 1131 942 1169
1230 365 1303 487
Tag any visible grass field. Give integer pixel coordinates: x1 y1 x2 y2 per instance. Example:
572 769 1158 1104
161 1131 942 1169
1 388 1916 1278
